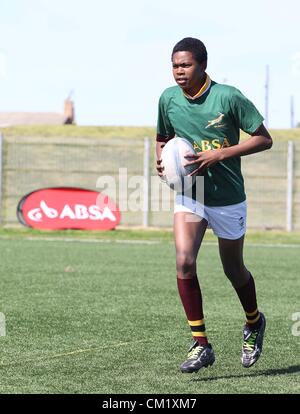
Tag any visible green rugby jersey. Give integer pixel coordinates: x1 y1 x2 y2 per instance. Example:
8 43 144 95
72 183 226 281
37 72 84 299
156 76 264 206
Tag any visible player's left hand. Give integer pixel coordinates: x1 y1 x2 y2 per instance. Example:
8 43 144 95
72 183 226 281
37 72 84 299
184 149 224 176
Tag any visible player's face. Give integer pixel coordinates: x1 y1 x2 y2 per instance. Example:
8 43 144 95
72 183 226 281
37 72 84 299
172 51 206 96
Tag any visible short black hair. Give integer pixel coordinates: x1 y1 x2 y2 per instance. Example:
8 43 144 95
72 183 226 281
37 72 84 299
172 37 207 65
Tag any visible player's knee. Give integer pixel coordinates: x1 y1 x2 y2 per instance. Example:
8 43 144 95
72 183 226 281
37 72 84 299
223 266 235 280
223 264 248 285
176 253 196 278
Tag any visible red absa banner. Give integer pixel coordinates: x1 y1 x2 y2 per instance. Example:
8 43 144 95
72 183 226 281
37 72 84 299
17 187 121 231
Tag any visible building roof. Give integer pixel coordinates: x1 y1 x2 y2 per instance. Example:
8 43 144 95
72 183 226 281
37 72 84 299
0 112 66 127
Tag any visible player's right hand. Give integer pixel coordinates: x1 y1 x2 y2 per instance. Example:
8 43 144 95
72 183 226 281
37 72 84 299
156 159 164 178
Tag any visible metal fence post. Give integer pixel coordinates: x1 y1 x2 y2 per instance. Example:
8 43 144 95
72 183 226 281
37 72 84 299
0 133 3 224
286 141 294 232
143 137 150 227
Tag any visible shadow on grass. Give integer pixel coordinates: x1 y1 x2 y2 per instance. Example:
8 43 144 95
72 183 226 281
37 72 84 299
192 365 300 382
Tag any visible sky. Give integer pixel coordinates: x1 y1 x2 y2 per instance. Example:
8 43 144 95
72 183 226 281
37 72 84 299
0 0 300 128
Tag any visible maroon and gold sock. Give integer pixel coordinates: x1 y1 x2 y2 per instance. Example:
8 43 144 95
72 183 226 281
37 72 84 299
234 273 262 330
245 309 261 330
177 276 208 346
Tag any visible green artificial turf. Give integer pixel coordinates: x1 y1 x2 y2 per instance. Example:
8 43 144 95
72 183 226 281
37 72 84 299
0 229 299 394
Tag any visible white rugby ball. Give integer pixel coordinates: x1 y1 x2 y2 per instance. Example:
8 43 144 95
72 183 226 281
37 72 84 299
160 137 197 191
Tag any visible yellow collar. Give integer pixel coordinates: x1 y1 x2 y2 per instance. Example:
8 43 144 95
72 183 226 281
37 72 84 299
182 74 211 100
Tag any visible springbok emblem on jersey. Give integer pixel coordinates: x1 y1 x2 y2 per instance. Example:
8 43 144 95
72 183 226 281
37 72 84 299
205 112 225 129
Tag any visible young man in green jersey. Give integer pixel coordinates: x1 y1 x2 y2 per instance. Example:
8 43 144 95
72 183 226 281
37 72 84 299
156 37 273 373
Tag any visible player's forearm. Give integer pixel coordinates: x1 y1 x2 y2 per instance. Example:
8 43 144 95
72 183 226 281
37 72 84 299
219 124 273 160
219 135 272 160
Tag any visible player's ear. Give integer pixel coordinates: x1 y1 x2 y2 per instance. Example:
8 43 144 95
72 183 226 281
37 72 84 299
199 60 207 71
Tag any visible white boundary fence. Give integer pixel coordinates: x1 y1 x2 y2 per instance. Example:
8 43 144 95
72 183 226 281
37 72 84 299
286 141 294 232
0 133 299 231
143 137 150 228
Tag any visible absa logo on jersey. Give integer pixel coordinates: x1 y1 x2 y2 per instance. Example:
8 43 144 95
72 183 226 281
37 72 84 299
17 188 121 231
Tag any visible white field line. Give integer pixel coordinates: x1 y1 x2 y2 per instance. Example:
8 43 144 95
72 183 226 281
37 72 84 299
0 235 300 248
0 339 149 368
0 236 160 245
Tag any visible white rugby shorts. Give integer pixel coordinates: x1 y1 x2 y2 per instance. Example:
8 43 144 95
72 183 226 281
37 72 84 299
174 194 247 240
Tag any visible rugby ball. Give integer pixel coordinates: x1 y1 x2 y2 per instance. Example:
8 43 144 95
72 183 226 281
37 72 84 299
160 137 197 191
